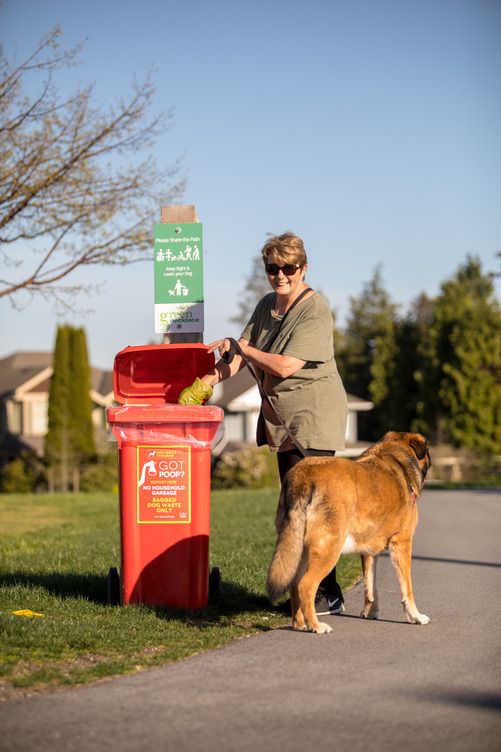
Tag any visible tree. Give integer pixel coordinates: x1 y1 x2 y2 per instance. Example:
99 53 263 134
45 324 71 490
368 313 398 432
417 257 501 453
336 266 399 438
0 452 40 493
68 327 96 476
367 292 435 435
0 26 184 309
45 325 96 491
490 251 501 278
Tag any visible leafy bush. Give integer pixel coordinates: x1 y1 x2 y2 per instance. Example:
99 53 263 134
80 452 118 493
0 450 118 494
0 453 42 493
212 447 279 489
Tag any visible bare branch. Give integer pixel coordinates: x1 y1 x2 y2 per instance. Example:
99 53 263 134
0 26 185 305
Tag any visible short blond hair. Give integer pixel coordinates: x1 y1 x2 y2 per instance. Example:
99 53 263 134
260 232 307 267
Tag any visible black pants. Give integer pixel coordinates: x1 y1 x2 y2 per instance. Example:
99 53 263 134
277 448 341 597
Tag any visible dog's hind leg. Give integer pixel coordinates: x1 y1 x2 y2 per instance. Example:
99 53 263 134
298 537 343 634
360 554 379 619
290 556 307 630
290 583 306 631
389 538 430 625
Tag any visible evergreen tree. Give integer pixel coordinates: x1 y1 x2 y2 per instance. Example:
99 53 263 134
412 293 443 440
368 311 398 433
45 325 72 491
421 257 501 453
69 327 96 469
45 324 96 490
336 266 399 438
373 292 434 434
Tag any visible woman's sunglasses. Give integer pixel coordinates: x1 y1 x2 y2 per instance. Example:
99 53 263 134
265 263 301 276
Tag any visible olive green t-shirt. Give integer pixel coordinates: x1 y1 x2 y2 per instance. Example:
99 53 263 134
241 292 348 451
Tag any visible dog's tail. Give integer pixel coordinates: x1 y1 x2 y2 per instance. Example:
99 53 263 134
266 475 312 603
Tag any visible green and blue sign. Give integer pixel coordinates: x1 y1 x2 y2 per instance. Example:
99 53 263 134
153 223 204 334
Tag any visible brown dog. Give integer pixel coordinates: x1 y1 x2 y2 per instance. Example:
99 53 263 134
266 432 432 633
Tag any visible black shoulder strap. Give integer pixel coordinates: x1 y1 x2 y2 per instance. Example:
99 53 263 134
262 287 313 353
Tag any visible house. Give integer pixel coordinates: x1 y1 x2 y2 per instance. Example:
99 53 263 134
0 351 114 463
210 368 374 457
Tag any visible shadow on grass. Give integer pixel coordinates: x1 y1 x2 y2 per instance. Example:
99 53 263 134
0 571 281 624
151 585 280 627
0 571 108 603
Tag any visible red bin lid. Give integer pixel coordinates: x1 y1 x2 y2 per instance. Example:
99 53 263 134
112 343 215 405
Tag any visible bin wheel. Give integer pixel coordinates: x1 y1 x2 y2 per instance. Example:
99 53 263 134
209 566 221 601
107 567 121 606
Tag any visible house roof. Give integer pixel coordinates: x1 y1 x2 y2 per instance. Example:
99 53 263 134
0 352 52 396
210 367 374 412
91 368 113 396
0 351 113 398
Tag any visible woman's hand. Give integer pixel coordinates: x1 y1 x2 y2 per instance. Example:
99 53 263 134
207 338 233 360
178 377 213 405
205 337 248 379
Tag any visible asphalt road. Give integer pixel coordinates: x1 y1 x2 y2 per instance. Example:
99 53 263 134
1 488 500 752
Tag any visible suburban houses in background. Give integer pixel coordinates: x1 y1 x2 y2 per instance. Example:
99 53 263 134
0 352 114 462
0 350 373 467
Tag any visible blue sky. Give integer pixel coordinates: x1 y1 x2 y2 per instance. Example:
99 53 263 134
1 0 500 369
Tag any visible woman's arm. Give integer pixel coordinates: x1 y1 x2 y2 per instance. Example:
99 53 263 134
209 338 306 380
239 343 305 379
201 338 249 386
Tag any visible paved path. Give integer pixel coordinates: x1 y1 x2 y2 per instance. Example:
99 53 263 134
1 489 500 752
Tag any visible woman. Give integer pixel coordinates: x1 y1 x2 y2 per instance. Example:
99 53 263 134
179 232 348 615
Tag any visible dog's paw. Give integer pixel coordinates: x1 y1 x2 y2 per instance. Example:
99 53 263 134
360 602 379 619
406 611 431 625
414 612 430 625
311 621 333 634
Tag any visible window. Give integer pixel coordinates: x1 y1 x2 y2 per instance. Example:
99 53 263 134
6 400 22 434
30 400 48 436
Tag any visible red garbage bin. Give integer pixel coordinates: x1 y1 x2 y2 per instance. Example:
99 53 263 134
107 344 224 610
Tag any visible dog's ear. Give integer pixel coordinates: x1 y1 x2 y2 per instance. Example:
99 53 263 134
408 434 427 460
383 431 401 442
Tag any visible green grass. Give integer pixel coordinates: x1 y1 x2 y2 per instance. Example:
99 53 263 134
0 490 361 694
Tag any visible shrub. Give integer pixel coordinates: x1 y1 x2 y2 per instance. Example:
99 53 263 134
80 452 118 493
212 446 279 489
0 452 41 493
